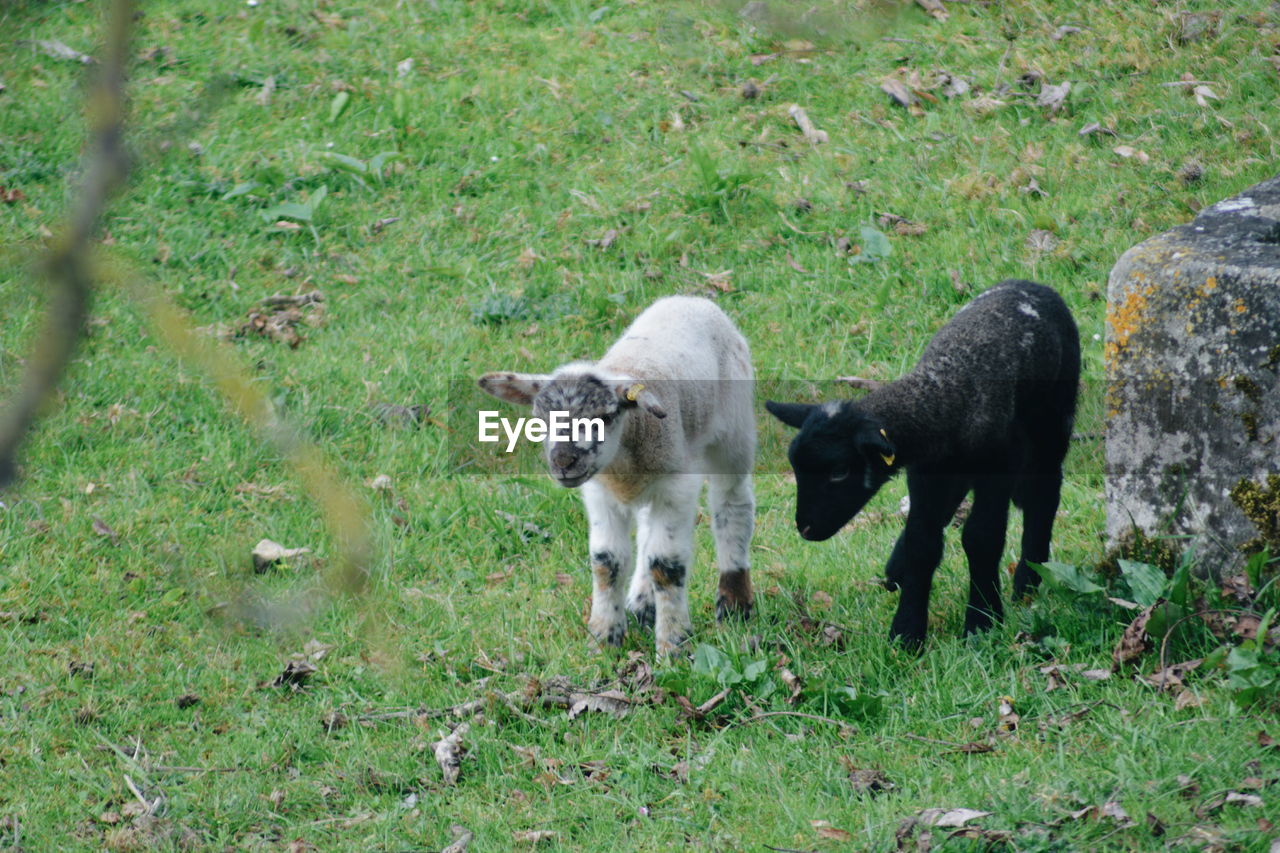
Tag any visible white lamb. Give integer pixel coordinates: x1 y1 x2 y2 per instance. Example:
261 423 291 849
478 296 756 655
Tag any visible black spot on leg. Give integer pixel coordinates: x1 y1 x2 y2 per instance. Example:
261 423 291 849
592 551 621 586
649 556 686 590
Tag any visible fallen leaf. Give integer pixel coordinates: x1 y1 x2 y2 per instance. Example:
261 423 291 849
91 517 118 544
1192 85 1220 107
1143 658 1202 692
1199 790 1263 816
948 827 1014 845
963 95 1007 117
433 723 469 786
1112 145 1151 165
703 270 733 293
320 710 347 733
567 689 632 720
1175 11 1220 45
1078 122 1116 137
778 667 803 704
251 538 312 572
367 474 393 491
1173 689 1205 710
880 78 918 109
915 0 948 20
512 829 558 844
997 695 1019 733
1052 25 1085 41
1037 81 1071 113
1113 602 1155 669
674 687 731 721
811 820 852 842
878 212 927 236
1026 229 1059 253
33 39 95 64
586 229 618 250
788 104 828 144
270 660 317 689
938 73 970 98
949 741 995 755
441 824 473 853
371 402 429 428
843 763 894 796
917 808 991 828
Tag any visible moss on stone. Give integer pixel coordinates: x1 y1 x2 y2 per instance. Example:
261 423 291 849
1097 526 1180 579
1230 474 1280 555
1232 374 1264 405
1266 343 1280 372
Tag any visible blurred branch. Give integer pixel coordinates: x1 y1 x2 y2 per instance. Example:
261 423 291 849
0 0 371 619
140 290 372 605
0 0 133 488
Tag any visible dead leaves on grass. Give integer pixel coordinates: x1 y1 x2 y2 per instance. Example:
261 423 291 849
432 722 469 786
251 538 312 573
235 291 325 349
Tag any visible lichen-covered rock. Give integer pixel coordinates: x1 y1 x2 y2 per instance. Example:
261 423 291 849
1106 176 1280 574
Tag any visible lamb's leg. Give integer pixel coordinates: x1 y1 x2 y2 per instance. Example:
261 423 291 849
888 470 966 649
626 505 655 630
708 472 755 621
582 482 634 647
1008 450 1070 596
640 475 701 655
961 473 1013 635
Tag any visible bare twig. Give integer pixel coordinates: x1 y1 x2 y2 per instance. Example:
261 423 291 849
0 0 133 488
740 710 854 728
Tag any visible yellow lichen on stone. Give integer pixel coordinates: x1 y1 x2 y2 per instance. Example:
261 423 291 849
1105 282 1156 365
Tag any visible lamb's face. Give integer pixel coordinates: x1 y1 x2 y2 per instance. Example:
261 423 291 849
766 401 896 541
786 429 881 541
532 376 628 488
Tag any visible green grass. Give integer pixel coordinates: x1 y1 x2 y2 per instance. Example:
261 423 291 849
2 0 1279 849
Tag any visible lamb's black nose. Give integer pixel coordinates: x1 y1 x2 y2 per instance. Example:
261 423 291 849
550 446 575 469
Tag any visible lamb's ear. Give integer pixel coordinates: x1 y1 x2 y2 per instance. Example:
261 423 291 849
613 381 667 419
477 372 549 406
765 401 814 429
855 425 897 473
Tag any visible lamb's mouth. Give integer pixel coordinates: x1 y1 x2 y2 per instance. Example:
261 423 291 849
552 468 593 488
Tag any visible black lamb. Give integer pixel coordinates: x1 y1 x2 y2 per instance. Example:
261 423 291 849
766 280 1080 648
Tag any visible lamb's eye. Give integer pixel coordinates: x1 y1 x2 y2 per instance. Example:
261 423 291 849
829 467 850 483
599 413 616 426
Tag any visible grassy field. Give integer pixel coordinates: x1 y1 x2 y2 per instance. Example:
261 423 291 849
2 0 1279 849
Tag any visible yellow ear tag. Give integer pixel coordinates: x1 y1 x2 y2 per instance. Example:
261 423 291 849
878 429 895 467
625 383 644 402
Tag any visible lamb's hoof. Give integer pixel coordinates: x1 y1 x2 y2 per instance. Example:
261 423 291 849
588 620 626 648
1012 564 1041 599
655 627 692 657
628 601 655 631
888 627 925 654
715 595 753 623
